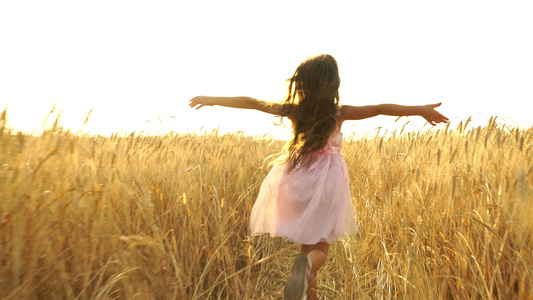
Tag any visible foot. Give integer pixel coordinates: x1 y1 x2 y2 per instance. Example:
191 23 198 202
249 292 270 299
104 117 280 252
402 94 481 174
284 254 312 300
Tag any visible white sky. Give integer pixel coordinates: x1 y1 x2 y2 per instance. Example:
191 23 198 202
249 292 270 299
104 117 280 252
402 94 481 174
1 1 532 139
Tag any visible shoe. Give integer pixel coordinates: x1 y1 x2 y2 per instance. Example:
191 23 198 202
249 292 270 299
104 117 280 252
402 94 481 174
284 254 312 300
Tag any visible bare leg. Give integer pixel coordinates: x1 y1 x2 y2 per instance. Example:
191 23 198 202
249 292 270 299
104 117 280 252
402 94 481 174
301 242 330 300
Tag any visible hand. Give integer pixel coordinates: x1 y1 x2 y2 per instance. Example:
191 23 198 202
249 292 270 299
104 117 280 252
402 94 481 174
422 102 449 126
189 96 216 110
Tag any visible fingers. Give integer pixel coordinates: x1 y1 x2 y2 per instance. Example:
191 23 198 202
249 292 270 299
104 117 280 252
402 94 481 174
426 102 449 125
425 112 449 126
437 113 449 123
429 115 449 125
189 96 214 110
189 96 203 109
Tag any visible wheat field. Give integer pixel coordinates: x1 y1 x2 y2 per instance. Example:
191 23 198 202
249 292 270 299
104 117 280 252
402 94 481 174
1 111 532 299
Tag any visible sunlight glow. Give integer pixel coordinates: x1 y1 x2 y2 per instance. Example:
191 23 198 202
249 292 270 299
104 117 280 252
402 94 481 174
1 1 532 138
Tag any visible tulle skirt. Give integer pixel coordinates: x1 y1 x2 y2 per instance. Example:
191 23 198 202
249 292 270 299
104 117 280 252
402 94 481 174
250 153 358 245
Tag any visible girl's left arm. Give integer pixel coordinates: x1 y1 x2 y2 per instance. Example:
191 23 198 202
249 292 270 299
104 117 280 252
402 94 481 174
189 96 284 115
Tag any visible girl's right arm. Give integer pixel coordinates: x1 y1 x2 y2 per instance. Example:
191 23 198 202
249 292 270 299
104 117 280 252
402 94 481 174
339 103 449 126
189 96 284 115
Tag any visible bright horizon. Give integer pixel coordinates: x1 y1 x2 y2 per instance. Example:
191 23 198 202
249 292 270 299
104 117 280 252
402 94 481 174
1 1 532 139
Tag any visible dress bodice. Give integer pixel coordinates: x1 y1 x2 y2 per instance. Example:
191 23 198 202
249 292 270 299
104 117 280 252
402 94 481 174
328 129 343 148
315 129 343 158
293 128 344 171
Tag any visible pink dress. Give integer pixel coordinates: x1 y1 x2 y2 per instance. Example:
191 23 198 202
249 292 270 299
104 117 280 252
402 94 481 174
250 129 358 245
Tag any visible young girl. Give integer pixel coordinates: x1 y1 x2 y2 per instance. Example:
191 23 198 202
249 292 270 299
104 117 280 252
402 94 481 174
189 54 448 300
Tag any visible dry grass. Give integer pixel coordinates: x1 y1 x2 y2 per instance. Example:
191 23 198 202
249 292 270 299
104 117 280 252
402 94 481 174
1 112 532 299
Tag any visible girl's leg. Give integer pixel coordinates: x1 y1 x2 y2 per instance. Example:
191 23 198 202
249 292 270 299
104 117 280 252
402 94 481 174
284 253 312 300
301 242 330 300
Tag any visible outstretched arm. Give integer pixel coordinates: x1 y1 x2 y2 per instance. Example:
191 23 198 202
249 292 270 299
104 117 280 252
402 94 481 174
340 102 449 126
189 96 284 115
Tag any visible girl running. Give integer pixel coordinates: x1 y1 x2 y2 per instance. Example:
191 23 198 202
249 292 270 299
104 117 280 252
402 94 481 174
189 54 448 300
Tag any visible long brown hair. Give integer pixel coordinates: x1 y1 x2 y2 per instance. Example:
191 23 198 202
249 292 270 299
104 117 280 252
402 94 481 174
279 54 341 172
